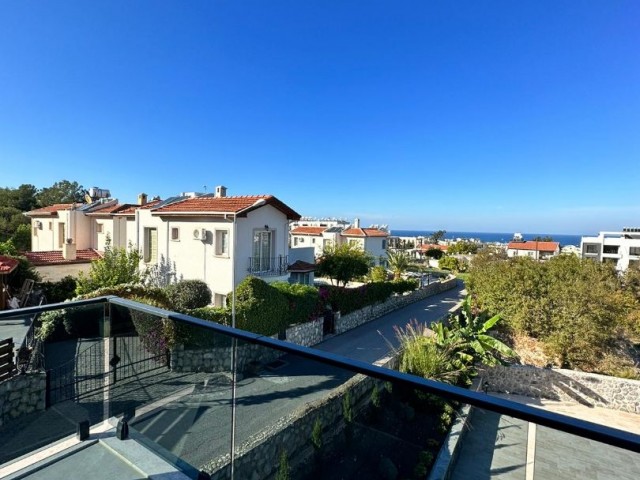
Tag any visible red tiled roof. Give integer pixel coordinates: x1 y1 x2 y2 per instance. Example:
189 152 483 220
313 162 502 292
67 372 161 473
152 195 301 220
288 260 316 272
291 226 326 236
24 249 102 266
418 244 448 252
0 255 19 273
114 200 163 216
507 241 559 252
342 228 389 237
25 203 77 216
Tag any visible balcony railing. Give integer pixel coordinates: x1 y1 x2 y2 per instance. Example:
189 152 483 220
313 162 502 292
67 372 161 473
0 298 639 480
247 255 288 276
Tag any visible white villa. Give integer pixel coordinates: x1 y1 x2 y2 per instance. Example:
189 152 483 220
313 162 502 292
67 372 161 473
506 240 560 261
25 186 302 302
290 218 389 266
581 228 640 271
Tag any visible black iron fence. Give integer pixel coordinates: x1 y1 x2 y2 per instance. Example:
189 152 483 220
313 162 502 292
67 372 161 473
0 337 15 382
247 255 289 276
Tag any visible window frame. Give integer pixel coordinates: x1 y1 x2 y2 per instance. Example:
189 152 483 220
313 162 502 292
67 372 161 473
215 229 230 257
170 227 180 242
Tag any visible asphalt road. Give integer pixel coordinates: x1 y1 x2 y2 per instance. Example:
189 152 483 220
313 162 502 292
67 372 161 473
129 282 466 470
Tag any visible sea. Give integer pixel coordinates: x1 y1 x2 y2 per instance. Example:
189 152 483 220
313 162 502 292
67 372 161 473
391 230 583 247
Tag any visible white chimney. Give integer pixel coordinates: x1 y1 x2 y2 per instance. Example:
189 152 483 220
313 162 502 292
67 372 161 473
353 218 360 228
137 193 148 205
62 240 77 260
215 185 227 198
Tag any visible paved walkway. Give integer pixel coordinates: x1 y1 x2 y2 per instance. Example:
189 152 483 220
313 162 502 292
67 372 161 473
450 393 640 480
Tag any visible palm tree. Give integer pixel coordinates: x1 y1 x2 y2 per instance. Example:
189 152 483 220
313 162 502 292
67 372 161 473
386 250 412 280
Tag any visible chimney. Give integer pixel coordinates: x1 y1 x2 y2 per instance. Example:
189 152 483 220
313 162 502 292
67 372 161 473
62 239 77 261
138 193 148 205
353 218 360 228
215 185 227 198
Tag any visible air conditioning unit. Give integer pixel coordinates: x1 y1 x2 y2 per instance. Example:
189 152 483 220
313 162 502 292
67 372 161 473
193 228 207 240
35 221 43 229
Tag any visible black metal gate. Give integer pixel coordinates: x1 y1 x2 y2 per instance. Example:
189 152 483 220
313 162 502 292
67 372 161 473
45 336 168 406
323 310 335 335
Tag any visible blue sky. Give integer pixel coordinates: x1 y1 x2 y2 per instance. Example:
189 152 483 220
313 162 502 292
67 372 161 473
1 1 639 235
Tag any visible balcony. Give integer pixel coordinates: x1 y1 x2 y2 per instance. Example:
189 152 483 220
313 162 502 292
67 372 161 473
0 298 639 479
247 255 288 277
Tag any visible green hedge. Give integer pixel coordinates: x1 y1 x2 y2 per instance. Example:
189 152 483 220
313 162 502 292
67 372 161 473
164 279 212 311
319 279 418 315
271 282 324 326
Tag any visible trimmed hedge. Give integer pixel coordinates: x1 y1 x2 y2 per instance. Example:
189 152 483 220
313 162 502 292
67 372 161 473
271 282 323 327
233 277 290 336
164 279 212 311
40 276 77 304
320 279 418 315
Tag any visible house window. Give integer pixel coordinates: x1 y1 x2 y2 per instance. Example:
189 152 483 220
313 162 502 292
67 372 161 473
323 239 332 249
214 293 227 307
630 247 640 256
144 228 158 264
603 245 619 254
294 237 299 246
48 222 53 231
585 244 599 254
349 239 358 246
382 239 387 249
215 229 229 256
252 230 273 271
312 238 316 244
171 227 180 241
97 223 104 234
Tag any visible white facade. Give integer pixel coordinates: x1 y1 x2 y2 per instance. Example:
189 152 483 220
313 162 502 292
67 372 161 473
581 229 640 271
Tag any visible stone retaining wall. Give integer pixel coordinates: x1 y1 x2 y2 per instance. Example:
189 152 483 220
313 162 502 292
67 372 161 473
480 365 640 414
170 339 282 375
204 356 397 480
0 373 46 427
335 277 458 334
285 318 323 347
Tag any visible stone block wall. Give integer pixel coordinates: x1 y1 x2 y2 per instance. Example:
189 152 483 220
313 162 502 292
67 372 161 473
0 373 46 427
480 365 640 414
285 318 324 347
170 339 282 375
335 277 458 334
204 357 396 480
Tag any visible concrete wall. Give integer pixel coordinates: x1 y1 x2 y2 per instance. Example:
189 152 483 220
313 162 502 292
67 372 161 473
0 373 46 428
35 263 92 282
335 277 458 334
480 365 640 414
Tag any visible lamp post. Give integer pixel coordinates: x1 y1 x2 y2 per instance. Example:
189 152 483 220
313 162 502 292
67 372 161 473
229 197 266 479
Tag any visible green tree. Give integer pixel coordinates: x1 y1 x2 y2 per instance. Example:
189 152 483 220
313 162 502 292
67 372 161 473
0 206 30 242
425 248 444 260
447 240 480 255
430 230 447 245
11 223 31 251
37 180 86 206
532 235 554 242
386 250 412 280
369 265 388 282
438 255 459 271
316 243 372 286
75 237 145 295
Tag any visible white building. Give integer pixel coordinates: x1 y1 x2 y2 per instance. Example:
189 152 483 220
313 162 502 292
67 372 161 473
506 241 560 261
25 187 302 305
581 228 640 271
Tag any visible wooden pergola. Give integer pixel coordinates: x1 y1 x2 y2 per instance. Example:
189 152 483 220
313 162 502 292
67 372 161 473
0 255 19 310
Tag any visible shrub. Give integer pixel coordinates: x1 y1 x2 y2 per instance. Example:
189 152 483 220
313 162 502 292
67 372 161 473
319 280 417 315
40 276 78 304
271 282 322 325
164 279 212 311
275 449 290 480
37 309 66 341
232 276 289 335
188 306 231 326
36 305 102 341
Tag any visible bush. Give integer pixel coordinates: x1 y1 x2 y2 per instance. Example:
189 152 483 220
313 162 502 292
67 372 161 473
40 276 77 304
188 306 231 326
164 279 212 311
232 276 289 336
37 305 102 341
271 282 322 325
319 280 417 315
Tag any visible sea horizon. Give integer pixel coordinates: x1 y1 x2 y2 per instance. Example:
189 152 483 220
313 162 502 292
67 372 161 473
391 230 583 247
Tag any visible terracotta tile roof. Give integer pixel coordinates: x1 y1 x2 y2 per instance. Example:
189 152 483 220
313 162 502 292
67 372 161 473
288 260 316 272
418 244 449 252
342 228 389 238
114 200 163 216
152 195 301 220
507 241 560 252
25 203 77 216
24 249 102 266
0 255 19 273
291 226 326 236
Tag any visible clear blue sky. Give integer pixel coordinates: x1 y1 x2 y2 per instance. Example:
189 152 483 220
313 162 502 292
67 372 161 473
1 1 639 235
